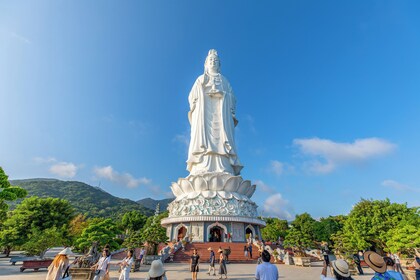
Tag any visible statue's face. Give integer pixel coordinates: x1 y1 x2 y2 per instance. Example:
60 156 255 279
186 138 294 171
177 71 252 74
206 55 220 72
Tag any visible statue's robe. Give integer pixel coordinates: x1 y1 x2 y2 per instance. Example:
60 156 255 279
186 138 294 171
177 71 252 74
187 74 243 175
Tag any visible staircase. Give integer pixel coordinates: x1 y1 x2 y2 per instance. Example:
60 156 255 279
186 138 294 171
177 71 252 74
172 242 258 263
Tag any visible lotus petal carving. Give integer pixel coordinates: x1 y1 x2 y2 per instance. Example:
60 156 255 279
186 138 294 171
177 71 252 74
202 190 217 198
171 183 184 197
238 180 251 195
180 179 194 193
192 176 208 191
225 176 241 192
208 175 224 191
187 191 201 199
245 184 256 198
218 191 233 199
170 174 256 200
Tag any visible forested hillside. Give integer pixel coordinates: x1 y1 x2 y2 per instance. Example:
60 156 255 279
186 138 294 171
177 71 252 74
10 179 153 218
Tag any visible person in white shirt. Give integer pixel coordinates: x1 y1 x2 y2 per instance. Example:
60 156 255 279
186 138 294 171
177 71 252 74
139 248 146 264
118 249 134 280
255 250 278 280
392 253 403 273
320 259 354 280
91 250 111 280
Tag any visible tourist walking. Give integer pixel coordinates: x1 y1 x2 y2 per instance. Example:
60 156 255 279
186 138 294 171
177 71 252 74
218 249 228 279
352 253 363 275
46 247 73 280
118 249 134 280
321 259 354 280
244 245 248 259
139 247 146 264
207 247 216 276
248 243 253 259
255 250 278 280
91 249 111 280
383 257 404 280
190 248 200 280
146 259 167 280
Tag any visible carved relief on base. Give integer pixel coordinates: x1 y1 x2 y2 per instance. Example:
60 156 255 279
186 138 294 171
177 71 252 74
168 193 258 217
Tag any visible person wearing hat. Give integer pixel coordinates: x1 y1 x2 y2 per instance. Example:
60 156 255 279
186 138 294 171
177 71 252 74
321 259 354 280
206 247 216 276
146 259 167 280
363 251 394 280
46 247 73 280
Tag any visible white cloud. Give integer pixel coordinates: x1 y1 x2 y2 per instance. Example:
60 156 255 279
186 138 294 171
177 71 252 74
254 180 294 220
293 137 396 173
34 157 80 178
381 179 420 193
254 179 276 194
264 193 293 220
49 162 78 178
269 160 284 175
93 165 151 188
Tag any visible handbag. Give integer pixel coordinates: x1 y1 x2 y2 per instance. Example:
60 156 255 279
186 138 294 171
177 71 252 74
95 269 101 275
62 266 72 280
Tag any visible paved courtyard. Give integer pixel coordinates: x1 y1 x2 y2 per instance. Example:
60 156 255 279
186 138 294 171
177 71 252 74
0 258 376 280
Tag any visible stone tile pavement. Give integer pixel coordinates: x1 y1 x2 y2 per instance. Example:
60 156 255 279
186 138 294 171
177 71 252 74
0 258 375 280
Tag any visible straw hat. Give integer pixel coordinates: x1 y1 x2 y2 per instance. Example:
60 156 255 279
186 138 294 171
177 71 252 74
148 260 165 278
331 259 350 277
363 251 386 273
58 248 74 256
207 247 213 251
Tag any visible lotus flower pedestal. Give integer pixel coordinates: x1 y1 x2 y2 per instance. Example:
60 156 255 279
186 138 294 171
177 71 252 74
161 173 265 243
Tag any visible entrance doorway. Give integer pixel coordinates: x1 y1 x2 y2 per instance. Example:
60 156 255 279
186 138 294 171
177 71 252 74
178 226 187 241
209 226 223 242
245 227 253 241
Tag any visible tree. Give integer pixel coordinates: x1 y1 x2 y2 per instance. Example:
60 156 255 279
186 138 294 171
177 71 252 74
283 213 316 250
0 196 74 256
0 167 27 223
332 199 419 254
22 226 68 256
119 210 147 234
385 208 420 255
313 215 345 244
74 218 122 252
261 218 289 242
140 204 168 255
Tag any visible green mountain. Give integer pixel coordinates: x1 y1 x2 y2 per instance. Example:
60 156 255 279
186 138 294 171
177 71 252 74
136 197 173 211
10 179 154 218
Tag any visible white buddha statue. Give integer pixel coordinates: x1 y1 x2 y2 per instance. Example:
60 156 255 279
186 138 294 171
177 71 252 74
186 49 243 176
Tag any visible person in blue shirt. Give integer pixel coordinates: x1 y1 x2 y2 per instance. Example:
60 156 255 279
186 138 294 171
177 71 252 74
255 250 278 280
383 256 404 280
364 251 396 280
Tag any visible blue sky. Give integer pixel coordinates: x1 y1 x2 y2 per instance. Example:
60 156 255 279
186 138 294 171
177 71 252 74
1 1 419 219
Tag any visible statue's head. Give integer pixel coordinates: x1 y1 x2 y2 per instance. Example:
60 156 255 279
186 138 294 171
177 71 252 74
204 49 221 74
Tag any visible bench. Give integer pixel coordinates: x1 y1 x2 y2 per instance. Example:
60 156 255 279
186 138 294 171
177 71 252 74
20 259 52 272
10 256 38 265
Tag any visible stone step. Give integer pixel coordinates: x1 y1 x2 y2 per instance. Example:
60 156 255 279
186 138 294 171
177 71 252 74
172 242 261 263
